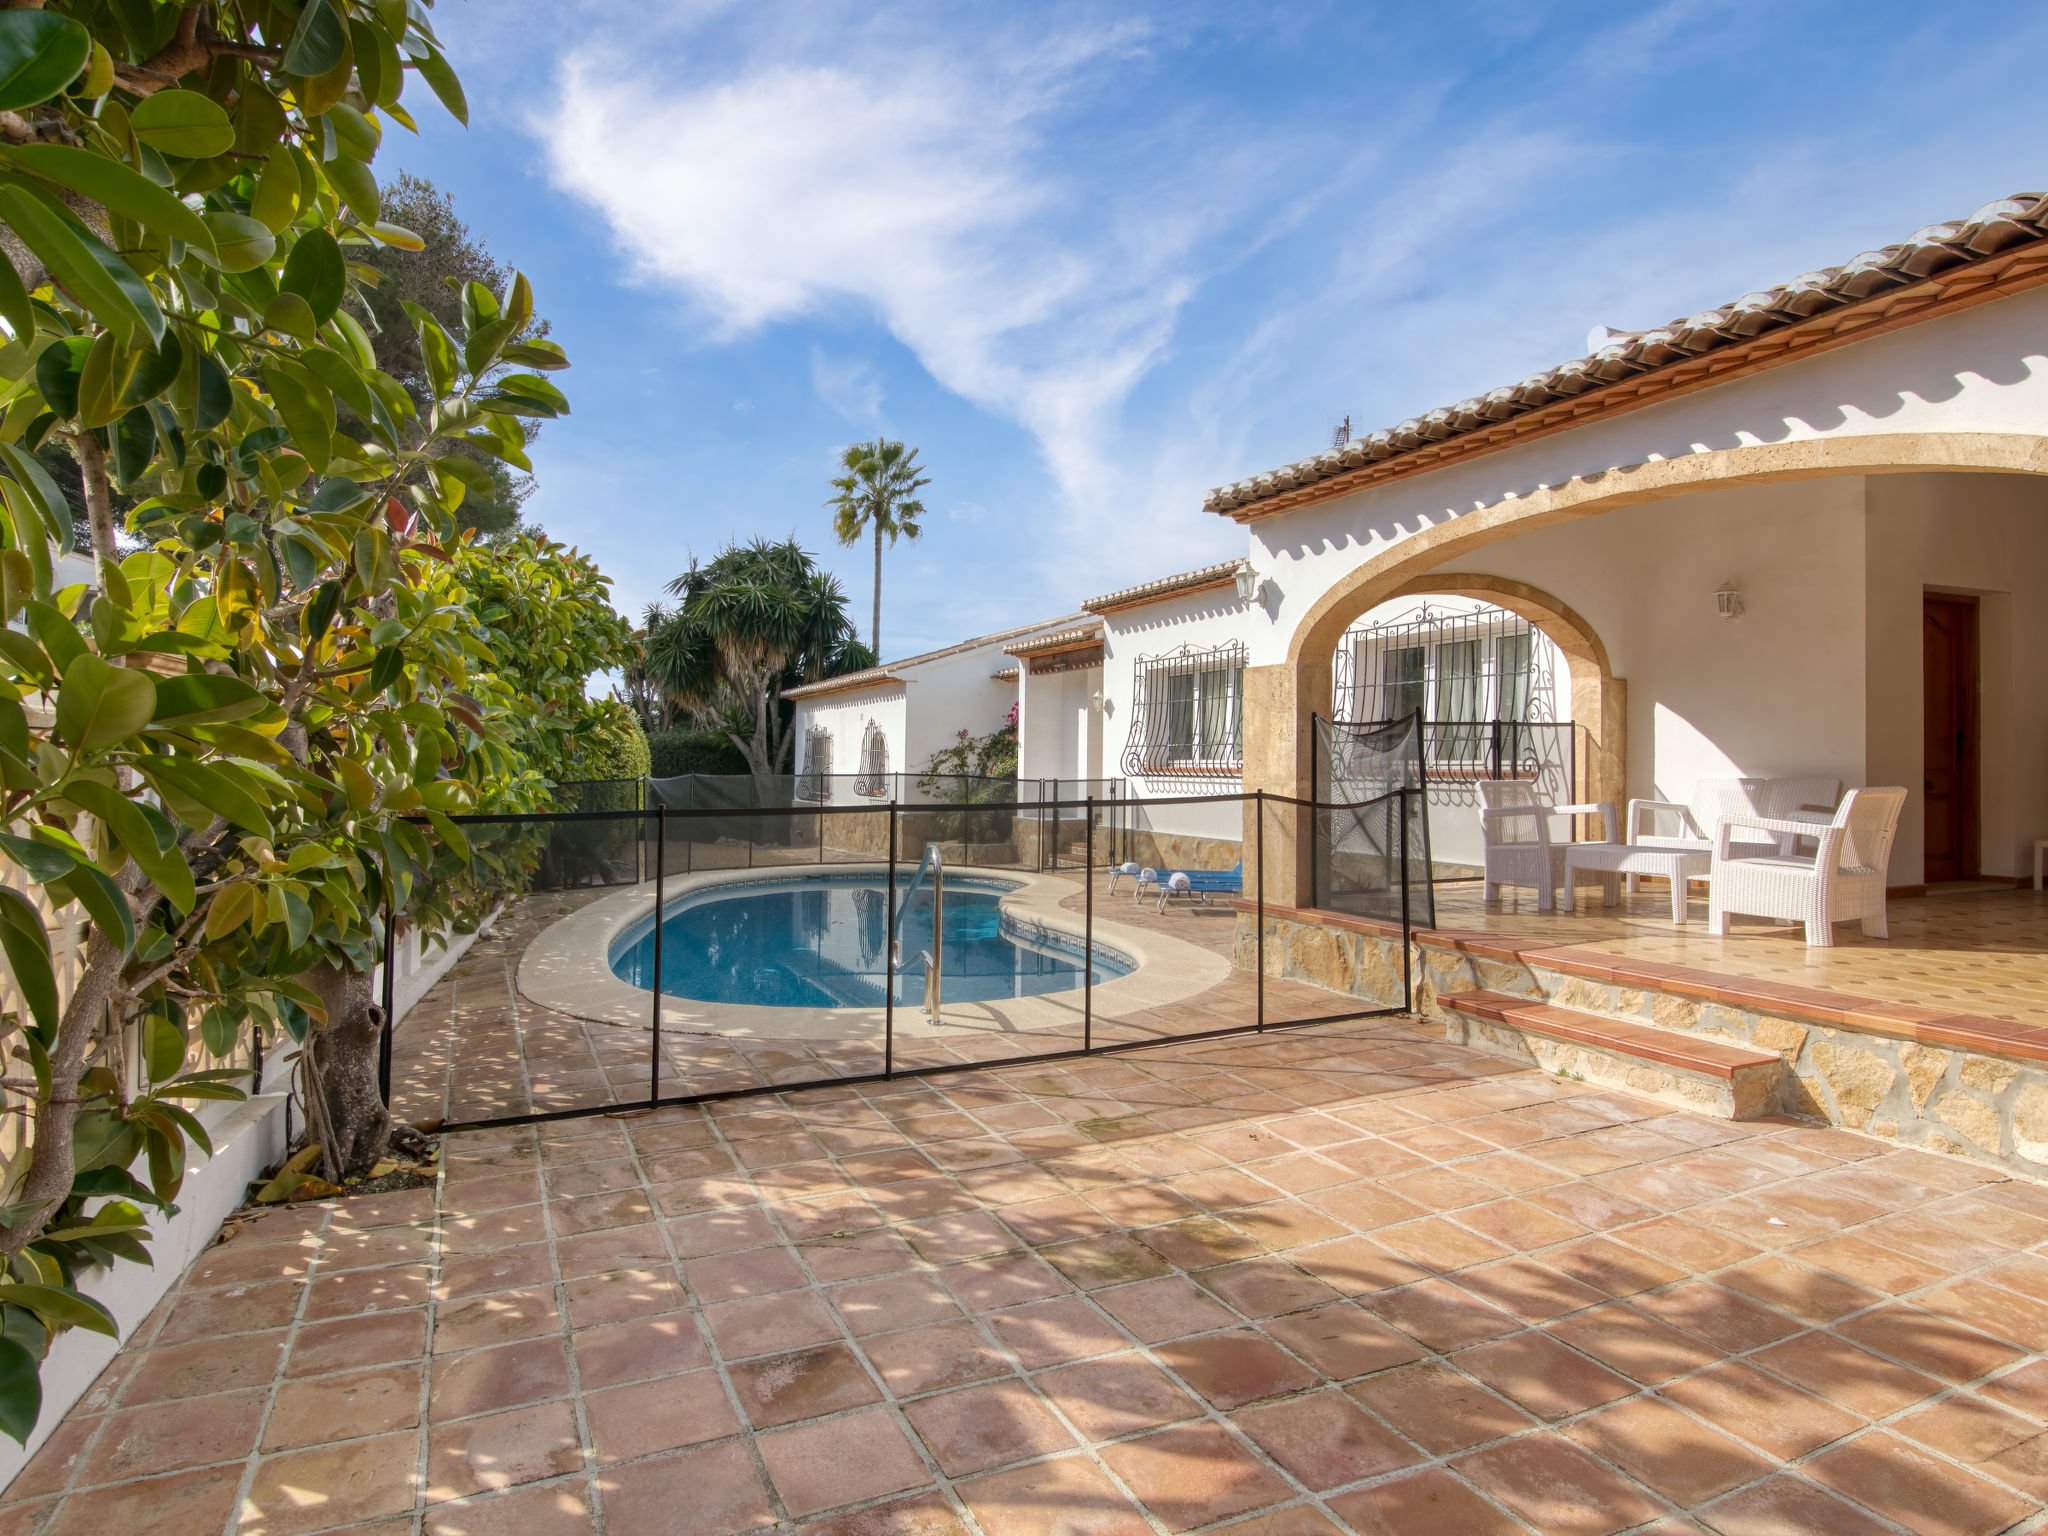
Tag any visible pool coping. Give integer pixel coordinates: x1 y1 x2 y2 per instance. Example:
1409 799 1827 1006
515 864 1233 1042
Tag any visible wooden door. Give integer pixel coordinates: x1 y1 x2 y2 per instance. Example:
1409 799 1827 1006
1923 595 1979 883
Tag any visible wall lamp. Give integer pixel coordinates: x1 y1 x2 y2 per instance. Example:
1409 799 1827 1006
1715 583 1745 622
1235 563 1269 605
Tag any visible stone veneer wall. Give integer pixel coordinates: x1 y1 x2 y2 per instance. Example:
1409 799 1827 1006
1125 832 1242 873
1235 908 2048 1180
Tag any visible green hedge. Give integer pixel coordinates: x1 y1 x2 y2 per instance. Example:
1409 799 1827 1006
648 728 750 778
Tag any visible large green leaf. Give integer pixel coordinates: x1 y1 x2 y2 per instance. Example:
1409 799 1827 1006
0 1283 115 1337
63 780 195 915
408 41 469 126
283 0 349 77
248 146 300 234
0 11 90 113
0 888 55 1042
54 652 157 753
278 229 345 324
1 144 214 253
262 364 332 471
129 90 235 160
0 1336 38 1447
0 183 162 348
0 246 32 345
151 672 274 730
51 859 135 957
197 212 274 273
0 833 75 884
325 154 379 222
0 439 73 553
138 756 273 837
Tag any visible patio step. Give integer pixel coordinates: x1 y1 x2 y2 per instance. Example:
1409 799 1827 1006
1436 989 1786 1120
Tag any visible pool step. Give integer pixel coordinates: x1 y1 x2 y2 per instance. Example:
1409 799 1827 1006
1436 989 1786 1120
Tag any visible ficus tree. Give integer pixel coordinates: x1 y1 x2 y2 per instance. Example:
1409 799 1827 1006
0 0 581 1439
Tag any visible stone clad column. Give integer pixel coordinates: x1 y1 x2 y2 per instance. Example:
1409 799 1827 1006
1241 660 1328 908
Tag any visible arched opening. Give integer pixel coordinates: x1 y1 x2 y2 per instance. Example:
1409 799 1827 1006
1325 582 1613 881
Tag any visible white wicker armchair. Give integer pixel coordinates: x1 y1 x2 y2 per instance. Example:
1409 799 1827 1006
1628 776 1842 857
1478 781 1617 913
1706 786 1907 946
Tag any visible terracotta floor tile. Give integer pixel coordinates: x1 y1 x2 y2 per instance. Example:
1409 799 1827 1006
81 1388 267 1482
437 1244 555 1302
758 1407 932 1518
1454 1431 1667 1536
1542 1235 1687 1298
430 1338 572 1422
827 1273 962 1337
1034 1353 1203 1439
434 1288 563 1355
1613 1216 1761 1274
1750 1331 1947 1420
668 1206 780 1259
427 1401 583 1502
1714 1255 1880 1326
1805 1430 2035 1536
1791 1232 1955 1294
595 1441 775 1536
731 1343 883 1428
1693 1475 1898 1536
941 1253 1069 1311
44 1465 241 1536
797 1229 921 1282
1258 1302 1427 1380
424 1480 599 1535
1564 1393 1774 1504
1894 1393 2048 1496
988 1297 1127 1369
1455 1330 1636 1420
1097 1423 1294 1533
1372 1215 1513 1273
862 1321 1012 1396
156 1278 304 1343
1154 1329 1317 1409
1546 1304 1721 1385
787 1489 968 1536
1232 1389 1422 1489
1456 1257 1609 1323
264 1365 421 1451
554 1223 670 1279
1981 1357 2048 1421
1196 1258 1345 1318
1656 1360 1863 1460
1362 1278 1521 1350
1346 1361 1536 1454
571 1313 709 1389
562 1266 686 1329
584 1368 744 1461
956 1454 1152 1536
239 1433 418 1535
118 1331 286 1404
1091 1277 1236 1342
1288 1235 1430 1295
1832 1303 2026 1383
903 1378 1075 1475
1325 1466 1528 1536
704 1291 842 1360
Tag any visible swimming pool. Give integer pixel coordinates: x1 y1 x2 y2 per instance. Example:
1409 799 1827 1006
609 874 1132 1009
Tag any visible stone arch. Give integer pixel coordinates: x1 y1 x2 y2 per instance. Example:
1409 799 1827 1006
1244 431 2048 904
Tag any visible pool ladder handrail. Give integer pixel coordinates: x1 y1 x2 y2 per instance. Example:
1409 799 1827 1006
891 845 944 1022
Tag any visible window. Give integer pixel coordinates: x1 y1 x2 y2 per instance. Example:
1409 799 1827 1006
1122 642 1247 775
854 721 890 798
796 727 832 802
1336 603 1550 727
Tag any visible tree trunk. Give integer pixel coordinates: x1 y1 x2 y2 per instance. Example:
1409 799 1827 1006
73 431 120 574
871 522 882 659
302 962 390 1181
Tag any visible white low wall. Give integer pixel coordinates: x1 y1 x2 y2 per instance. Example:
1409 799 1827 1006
0 918 488 1493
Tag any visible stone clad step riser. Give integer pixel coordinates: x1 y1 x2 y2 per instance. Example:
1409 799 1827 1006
1436 990 1785 1122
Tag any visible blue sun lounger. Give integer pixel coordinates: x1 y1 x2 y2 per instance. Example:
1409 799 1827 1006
1156 862 1244 910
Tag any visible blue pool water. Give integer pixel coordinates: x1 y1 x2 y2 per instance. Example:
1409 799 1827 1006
609 875 1130 1008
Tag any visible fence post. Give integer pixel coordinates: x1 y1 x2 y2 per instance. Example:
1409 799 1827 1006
1083 793 1094 1054
377 882 395 1105
885 802 897 1078
650 805 665 1107
1399 788 1413 1014
1255 789 1265 1032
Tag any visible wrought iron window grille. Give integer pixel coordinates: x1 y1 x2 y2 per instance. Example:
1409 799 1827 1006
1121 640 1247 776
855 721 890 798
796 727 833 803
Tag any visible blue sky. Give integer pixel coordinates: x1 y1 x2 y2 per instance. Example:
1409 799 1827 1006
396 0 2048 660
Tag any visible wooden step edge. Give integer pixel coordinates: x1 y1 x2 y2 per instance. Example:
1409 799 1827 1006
1436 989 1782 1081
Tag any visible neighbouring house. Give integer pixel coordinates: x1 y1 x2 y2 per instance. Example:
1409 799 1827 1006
784 614 1087 806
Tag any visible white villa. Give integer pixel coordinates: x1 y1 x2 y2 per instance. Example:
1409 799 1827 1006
804 192 2048 908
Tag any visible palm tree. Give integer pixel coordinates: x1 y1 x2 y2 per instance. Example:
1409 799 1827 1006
828 439 930 658
644 538 873 784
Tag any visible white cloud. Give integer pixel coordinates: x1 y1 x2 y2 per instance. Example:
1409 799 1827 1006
808 350 884 424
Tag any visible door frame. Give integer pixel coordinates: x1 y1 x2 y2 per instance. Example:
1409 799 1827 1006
1922 591 1981 884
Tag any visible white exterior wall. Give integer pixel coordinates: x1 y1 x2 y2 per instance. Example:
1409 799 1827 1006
790 685 909 806
1243 285 2048 670
1018 667 1102 783
899 647 1019 770
1099 584 1256 849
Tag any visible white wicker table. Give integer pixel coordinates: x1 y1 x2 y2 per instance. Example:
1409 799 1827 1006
1564 844 1711 924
